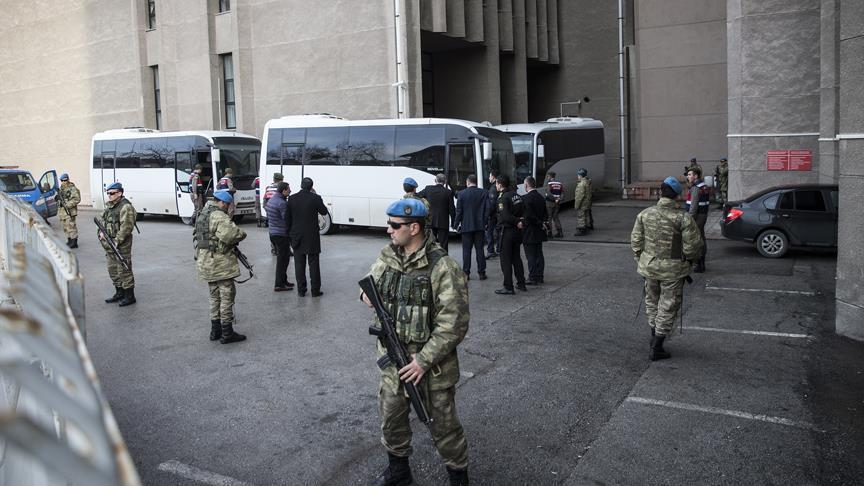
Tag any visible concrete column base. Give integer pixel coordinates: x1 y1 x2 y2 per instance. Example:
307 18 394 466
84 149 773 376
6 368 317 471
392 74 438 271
836 299 864 342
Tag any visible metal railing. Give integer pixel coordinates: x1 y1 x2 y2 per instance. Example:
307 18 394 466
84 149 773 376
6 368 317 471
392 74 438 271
0 193 140 485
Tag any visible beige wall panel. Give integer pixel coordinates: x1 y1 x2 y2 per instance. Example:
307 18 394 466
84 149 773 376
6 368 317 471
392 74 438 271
639 114 728 164
214 11 236 54
638 22 726 69
637 0 727 29
638 64 728 117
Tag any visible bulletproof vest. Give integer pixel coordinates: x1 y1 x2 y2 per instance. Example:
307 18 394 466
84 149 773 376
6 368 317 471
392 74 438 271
643 208 686 260
193 204 220 252
378 247 446 344
102 198 130 237
509 192 525 217
263 183 279 200
685 181 710 214
547 180 563 198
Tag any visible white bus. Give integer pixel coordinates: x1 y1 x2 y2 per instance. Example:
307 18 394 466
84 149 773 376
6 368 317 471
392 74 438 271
495 117 605 203
90 129 261 223
260 115 516 233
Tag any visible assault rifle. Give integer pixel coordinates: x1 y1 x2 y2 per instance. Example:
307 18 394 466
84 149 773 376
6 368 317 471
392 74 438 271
93 217 131 271
233 247 254 283
359 275 432 426
55 189 72 219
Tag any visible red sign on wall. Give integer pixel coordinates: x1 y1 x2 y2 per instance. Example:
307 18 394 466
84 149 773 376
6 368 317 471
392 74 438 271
766 149 812 171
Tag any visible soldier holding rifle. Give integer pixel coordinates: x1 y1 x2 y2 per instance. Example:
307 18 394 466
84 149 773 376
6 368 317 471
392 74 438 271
360 198 471 486
97 182 137 306
194 190 249 344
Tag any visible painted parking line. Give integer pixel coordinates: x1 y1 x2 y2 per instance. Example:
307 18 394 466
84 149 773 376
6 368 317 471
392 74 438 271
686 326 810 339
157 460 249 486
626 397 821 432
704 285 817 296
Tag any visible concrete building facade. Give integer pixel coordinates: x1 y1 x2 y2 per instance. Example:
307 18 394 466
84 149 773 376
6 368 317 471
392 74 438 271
0 1 861 337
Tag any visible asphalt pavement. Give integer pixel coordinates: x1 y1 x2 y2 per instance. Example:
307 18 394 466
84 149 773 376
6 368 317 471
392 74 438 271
53 200 863 486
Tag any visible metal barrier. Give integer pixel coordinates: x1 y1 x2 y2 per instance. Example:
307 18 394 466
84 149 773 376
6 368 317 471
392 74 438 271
0 193 140 485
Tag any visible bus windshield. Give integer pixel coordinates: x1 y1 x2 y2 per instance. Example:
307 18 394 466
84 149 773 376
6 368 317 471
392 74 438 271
0 172 37 193
214 138 260 179
475 127 516 187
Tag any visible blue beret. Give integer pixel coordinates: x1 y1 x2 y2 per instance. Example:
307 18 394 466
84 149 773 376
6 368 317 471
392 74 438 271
60 173 69 180
106 182 123 191
213 190 234 203
403 177 418 188
387 198 427 218
663 176 683 195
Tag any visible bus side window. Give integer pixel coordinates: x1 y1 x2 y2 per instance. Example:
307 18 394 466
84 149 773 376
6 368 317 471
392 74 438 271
395 125 445 173
447 144 474 193
176 152 192 192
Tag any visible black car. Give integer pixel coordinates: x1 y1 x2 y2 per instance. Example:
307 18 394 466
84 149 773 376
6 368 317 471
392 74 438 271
720 184 838 258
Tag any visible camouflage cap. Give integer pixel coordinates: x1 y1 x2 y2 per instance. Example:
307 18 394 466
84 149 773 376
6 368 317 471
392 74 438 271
273 172 284 181
386 198 427 218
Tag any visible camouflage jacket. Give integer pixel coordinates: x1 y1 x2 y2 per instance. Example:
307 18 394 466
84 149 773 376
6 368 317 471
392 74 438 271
574 178 591 210
365 236 469 392
714 163 728 187
99 197 136 249
59 181 81 216
630 197 703 280
195 201 247 282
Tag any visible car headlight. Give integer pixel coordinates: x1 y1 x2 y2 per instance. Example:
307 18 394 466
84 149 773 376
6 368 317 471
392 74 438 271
35 197 45 206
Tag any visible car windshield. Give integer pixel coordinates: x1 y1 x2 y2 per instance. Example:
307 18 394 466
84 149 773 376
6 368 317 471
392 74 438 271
214 138 261 179
0 173 37 193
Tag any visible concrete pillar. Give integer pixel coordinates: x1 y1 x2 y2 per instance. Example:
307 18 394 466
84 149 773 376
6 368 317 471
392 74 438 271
537 0 549 61
445 0 466 38
501 0 528 122
818 0 840 184
499 0 514 51
726 1 821 201
547 0 559 64
835 0 864 340
525 0 538 59
465 0 485 42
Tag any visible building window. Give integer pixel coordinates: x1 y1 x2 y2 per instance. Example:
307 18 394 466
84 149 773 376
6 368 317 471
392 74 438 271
147 0 156 29
218 0 230 12
221 54 236 129
421 52 434 117
152 66 161 129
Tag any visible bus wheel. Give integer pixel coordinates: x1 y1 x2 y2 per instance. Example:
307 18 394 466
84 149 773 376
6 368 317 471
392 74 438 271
319 212 334 235
181 216 194 226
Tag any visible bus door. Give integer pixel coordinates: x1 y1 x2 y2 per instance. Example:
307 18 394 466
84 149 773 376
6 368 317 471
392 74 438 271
446 143 475 194
196 150 215 196
100 141 116 203
175 151 195 220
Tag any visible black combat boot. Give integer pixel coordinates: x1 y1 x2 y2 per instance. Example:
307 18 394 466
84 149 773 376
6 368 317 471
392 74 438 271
555 230 564 238
693 259 705 273
69 238 78 249
66 238 72 247
650 335 671 361
446 467 469 485
105 286 124 303
220 323 247 344
209 320 222 341
118 287 136 306
371 453 413 486
574 228 587 236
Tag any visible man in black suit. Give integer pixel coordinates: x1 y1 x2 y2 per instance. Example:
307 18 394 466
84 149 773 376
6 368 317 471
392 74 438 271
285 177 329 297
418 173 456 252
453 174 489 280
522 176 548 284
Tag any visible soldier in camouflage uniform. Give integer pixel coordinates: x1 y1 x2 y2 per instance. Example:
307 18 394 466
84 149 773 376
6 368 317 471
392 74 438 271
402 176 432 227
99 182 138 306
714 157 729 206
361 197 470 486
58 173 81 248
194 190 248 344
573 168 592 236
630 176 703 360
684 157 702 179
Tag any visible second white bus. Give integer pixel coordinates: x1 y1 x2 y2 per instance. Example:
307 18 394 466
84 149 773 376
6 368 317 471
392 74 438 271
260 115 516 233
495 117 605 202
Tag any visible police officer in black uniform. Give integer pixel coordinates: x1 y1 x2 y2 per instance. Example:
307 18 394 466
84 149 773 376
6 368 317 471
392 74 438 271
494 175 527 295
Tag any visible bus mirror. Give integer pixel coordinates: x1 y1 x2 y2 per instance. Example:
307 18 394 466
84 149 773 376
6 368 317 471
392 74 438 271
482 142 493 161
537 144 545 158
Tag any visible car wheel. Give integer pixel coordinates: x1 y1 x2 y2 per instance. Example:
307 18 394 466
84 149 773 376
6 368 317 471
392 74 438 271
756 229 789 258
180 216 194 226
318 211 334 235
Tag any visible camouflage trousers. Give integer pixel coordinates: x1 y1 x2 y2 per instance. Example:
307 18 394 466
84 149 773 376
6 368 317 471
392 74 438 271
644 278 684 336
379 383 468 470
575 207 589 230
59 211 78 239
208 278 236 324
105 243 134 289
